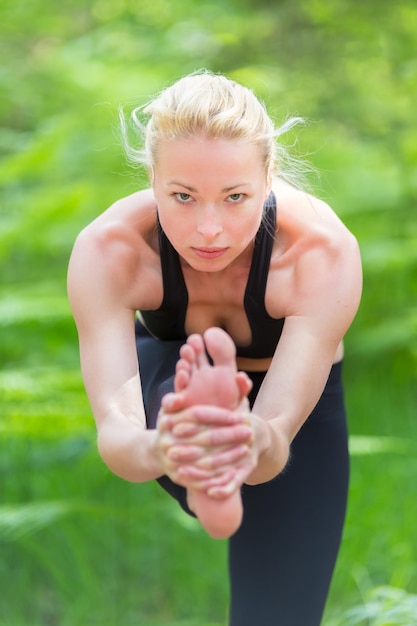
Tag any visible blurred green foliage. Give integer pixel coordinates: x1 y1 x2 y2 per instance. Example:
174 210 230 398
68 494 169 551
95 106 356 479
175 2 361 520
1 0 416 624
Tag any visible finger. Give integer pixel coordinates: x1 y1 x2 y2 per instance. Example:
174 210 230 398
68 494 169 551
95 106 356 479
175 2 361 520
207 483 237 498
222 462 255 491
195 444 249 470
167 444 205 463
177 465 221 481
157 406 198 431
161 392 187 413
177 466 238 488
172 422 201 437
202 468 238 487
190 405 249 426
205 457 258 498
161 404 251 428
182 424 253 448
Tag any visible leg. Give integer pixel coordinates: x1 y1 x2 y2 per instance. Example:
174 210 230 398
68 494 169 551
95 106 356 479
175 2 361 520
228 363 349 626
171 328 250 539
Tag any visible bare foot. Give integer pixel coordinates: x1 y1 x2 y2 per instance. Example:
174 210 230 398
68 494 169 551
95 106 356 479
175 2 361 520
172 328 249 539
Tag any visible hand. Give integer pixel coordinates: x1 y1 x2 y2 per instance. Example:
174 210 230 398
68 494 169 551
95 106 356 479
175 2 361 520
155 403 265 497
172 408 270 497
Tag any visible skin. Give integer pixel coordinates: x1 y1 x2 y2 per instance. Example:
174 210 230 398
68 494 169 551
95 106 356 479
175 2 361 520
160 328 252 539
67 136 362 538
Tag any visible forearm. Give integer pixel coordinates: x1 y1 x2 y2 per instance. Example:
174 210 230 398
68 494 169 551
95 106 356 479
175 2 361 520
97 414 164 483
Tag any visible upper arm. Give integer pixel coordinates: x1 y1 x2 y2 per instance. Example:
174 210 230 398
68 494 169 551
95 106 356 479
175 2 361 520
67 230 146 430
255 224 362 439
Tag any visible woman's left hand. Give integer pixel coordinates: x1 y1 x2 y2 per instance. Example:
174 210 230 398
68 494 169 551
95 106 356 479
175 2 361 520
157 403 268 498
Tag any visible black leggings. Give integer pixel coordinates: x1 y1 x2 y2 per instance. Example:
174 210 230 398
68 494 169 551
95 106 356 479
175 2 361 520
136 321 349 626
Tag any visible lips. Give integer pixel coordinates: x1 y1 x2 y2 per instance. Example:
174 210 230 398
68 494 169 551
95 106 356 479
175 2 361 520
192 247 228 260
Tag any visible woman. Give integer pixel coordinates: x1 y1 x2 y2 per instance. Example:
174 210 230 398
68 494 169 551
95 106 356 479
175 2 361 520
68 71 362 626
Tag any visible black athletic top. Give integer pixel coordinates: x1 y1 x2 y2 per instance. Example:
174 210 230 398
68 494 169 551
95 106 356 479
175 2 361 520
140 192 285 359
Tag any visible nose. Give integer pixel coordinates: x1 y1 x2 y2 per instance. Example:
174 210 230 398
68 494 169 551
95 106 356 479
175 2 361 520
196 207 223 241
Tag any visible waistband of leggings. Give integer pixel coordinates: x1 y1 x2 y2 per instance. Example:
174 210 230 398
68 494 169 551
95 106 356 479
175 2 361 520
244 359 343 387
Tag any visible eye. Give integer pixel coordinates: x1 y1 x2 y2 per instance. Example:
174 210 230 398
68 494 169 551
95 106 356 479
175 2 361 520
173 192 193 203
227 193 245 203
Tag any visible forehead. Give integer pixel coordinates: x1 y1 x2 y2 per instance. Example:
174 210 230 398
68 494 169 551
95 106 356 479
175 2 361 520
155 136 266 176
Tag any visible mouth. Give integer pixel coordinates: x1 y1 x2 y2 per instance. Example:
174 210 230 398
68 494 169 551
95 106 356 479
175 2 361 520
192 247 228 260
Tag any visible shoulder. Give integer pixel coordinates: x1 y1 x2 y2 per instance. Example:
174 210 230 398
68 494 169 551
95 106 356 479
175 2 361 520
272 178 360 266
68 188 162 316
268 179 362 320
75 188 157 250
272 178 349 233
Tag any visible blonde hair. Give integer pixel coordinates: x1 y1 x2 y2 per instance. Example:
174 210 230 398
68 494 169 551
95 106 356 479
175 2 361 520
120 70 307 186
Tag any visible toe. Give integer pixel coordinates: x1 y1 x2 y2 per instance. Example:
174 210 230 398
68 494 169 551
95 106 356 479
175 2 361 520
203 327 236 368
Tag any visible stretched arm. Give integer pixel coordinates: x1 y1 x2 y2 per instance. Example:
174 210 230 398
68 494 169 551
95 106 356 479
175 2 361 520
67 228 163 483
246 226 362 484
68 219 254 488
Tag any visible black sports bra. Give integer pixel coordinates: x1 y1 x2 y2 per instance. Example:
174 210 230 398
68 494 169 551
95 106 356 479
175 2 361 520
140 192 285 359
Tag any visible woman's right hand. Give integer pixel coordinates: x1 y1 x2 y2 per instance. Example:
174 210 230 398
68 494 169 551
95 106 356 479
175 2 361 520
154 403 258 496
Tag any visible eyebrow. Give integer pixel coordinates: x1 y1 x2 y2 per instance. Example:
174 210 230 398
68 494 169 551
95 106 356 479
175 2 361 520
166 181 250 193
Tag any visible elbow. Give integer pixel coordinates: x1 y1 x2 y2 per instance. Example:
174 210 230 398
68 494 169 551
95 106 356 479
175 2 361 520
96 426 124 478
96 417 162 483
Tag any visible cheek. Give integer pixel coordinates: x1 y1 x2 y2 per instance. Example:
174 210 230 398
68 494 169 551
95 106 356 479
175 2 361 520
238 208 263 238
158 211 192 247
